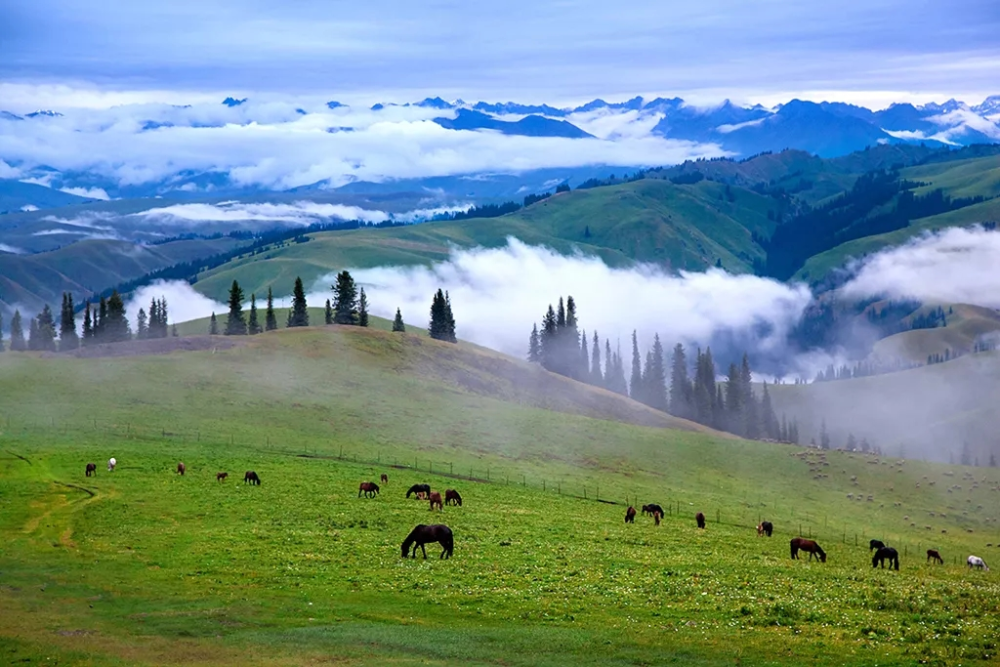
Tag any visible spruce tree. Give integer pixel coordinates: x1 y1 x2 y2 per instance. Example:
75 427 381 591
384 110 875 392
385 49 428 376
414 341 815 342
104 291 130 343
59 292 79 350
724 362 741 433
265 287 278 331
443 291 456 342
288 277 309 327
591 331 602 385
35 304 57 351
358 288 369 327
646 334 668 412
325 299 333 325
392 308 405 332
629 331 642 400
82 302 93 345
147 298 160 338
740 353 758 439
210 312 219 335
564 297 580 378
429 289 456 343
10 310 26 351
820 419 830 450
97 296 108 342
579 329 589 379
604 339 613 390
248 294 262 334
528 323 540 362
990 452 997 467
136 308 149 340
28 317 39 351
539 305 557 370
225 280 247 335
669 343 691 419
760 382 778 439
332 271 358 325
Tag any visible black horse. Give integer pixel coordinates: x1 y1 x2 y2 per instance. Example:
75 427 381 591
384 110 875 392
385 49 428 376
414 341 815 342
401 524 454 559
872 546 899 570
406 483 431 499
244 470 261 485
642 504 664 517
758 521 773 537
869 539 886 551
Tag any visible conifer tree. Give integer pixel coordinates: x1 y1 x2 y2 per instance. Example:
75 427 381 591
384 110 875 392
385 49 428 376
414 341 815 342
97 296 108 342
332 271 358 325
669 343 692 419
629 331 642 399
171 324 178 337
248 294 262 334
612 341 629 396
265 287 278 331
136 308 149 340
59 293 79 350
564 297 580 378
34 304 57 351
443 291 456 342
9 310 25 352
429 289 457 343
147 299 159 338
591 331 602 385
392 308 405 332
359 288 369 327
528 323 540 361
724 362 741 433
790 419 800 445
819 419 830 450
780 414 789 443
210 312 219 335
646 334 668 412
225 280 247 335
539 305 557 370
325 299 333 325
740 353 758 439
28 317 39 351
693 348 717 426
990 452 997 467
760 382 778 439
604 339 613 390
82 302 93 345
104 291 130 343
580 329 589 379
287 277 309 327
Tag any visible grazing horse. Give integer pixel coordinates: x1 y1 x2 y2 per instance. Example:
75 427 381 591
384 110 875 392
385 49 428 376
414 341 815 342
625 506 636 524
653 510 662 526
85 463 96 477
428 491 443 510
380 473 388 484
401 524 453 559
406 483 431 499
107 457 117 472
244 470 261 485
358 481 380 498
968 555 990 571
642 504 664 517
873 546 900 570
445 489 462 506
927 549 944 564
177 462 186 476
216 471 228 482
869 539 886 551
790 537 827 562
696 512 706 529
761 521 773 537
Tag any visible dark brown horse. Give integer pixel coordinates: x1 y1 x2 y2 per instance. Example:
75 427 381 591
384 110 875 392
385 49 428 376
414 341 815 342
869 539 886 551
358 481 380 498
696 512 706 529
927 549 944 564
653 510 662 526
177 462 186 476
873 546 899 570
406 483 431 499
757 521 773 537
445 489 462 506
401 524 453 559
625 506 636 523
790 537 827 562
642 504 664 517
244 470 261 485
380 473 388 484
85 462 96 477
429 491 443 510
216 471 228 482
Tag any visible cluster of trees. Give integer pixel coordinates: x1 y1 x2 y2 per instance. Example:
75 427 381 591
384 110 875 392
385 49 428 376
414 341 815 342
526 295 799 444
429 289 457 343
1 291 173 353
813 358 921 383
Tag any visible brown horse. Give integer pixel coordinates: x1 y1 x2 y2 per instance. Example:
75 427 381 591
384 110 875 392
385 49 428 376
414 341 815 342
358 481 380 498
406 483 431 499
429 491 443 510
244 470 261 485
445 489 462 506
757 521 773 537
653 510 662 526
401 524 453 559
177 462 186 476
380 473 388 484
790 537 827 562
927 549 944 564
625 506 636 523
85 463 96 477
696 512 706 529
216 471 228 482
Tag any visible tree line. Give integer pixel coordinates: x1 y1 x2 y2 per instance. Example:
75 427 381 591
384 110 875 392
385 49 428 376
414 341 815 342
527 295 799 444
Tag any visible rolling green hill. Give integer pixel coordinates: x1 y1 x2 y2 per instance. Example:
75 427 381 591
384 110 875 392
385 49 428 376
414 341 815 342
1 326 999 665
870 304 1000 364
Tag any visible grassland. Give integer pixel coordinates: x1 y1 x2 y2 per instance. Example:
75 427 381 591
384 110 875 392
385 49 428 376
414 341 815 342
2 326 999 665
871 304 1000 364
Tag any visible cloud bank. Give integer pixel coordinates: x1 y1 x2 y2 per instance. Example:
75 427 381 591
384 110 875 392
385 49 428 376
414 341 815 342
840 226 1000 308
133 200 474 226
125 280 225 329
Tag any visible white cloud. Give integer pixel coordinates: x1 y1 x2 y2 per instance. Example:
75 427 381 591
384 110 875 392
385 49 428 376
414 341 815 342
840 226 1000 307
59 186 111 200
0 243 26 254
40 212 117 230
135 201 391 225
125 280 226 328
0 159 21 178
20 204 39 212
325 238 812 360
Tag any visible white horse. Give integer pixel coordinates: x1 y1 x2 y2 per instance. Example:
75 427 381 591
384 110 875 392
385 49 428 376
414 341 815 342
107 457 117 472
968 555 989 571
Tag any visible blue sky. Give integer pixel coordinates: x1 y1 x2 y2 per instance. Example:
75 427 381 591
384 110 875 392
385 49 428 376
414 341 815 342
3 0 1000 107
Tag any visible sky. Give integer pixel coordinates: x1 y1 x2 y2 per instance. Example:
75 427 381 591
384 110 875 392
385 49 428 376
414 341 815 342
3 0 1000 110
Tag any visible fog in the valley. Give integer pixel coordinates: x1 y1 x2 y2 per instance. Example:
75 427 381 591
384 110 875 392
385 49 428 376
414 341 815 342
124 280 225 327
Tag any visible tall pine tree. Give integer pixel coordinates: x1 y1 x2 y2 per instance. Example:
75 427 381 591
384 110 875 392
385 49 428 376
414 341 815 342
35 304 57 351
443 291 456 342
288 277 309 327
10 310 25 351
669 343 692 419
591 331 602 385
358 288 369 327
528 323 540 362
579 329 589 379
27 317 39 351
209 312 219 335
629 331 642 400
429 289 457 343
104 291 130 343
392 308 406 332
324 299 333 325
332 271 358 324
225 280 247 335
59 292 79 350
539 305 558 370
82 302 93 346
646 334 668 411
248 294 262 334
265 287 278 331
136 308 149 340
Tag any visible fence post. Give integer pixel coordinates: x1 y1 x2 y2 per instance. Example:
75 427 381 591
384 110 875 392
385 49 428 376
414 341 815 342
450 463 453 475
543 480 546 492
558 482 561 495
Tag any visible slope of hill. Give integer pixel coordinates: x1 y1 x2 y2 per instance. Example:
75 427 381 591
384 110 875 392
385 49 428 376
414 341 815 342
871 304 1000 364
0 179 94 213
2 326 999 666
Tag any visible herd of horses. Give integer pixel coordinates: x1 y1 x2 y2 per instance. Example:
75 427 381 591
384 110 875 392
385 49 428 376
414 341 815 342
84 458 993 569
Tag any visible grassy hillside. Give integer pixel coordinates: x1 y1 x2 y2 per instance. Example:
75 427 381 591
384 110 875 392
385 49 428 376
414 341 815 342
192 179 777 301
1 326 999 665
0 237 246 315
871 304 1000 364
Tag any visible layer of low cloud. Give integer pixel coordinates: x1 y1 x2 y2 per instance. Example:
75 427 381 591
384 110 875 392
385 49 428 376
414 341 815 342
124 280 226 328
0 243 26 254
0 159 21 178
324 238 813 364
59 186 111 200
840 226 1000 307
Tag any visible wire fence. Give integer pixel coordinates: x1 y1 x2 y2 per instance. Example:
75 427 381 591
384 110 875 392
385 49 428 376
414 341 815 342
0 415 975 565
